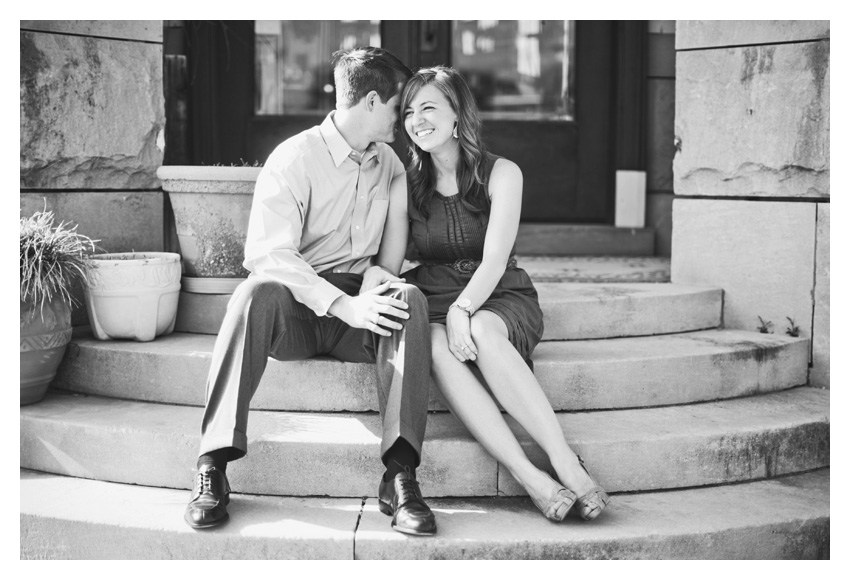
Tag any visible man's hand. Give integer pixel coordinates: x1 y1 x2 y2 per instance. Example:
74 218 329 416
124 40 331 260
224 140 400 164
329 281 410 336
359 265 404 295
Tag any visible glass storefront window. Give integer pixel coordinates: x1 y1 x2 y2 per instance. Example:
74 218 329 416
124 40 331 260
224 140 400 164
255 20 380 115
451 20 575 120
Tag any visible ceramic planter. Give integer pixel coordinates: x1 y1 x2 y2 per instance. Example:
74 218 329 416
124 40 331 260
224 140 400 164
84 252 182 341
20 298 73 405
157 165 260 334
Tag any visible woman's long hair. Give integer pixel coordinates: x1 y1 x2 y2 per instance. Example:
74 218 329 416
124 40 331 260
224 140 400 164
400 67 490 219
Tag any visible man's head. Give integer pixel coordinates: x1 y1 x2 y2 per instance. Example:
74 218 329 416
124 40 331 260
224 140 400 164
333 47 412 110
332 47 412 145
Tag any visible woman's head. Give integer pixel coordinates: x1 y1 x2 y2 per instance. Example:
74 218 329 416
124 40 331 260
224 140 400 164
401 67 489 218
400 67 483 157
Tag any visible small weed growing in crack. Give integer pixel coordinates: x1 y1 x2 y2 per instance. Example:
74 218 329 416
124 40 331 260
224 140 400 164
757 316 774 334
785 317 801 337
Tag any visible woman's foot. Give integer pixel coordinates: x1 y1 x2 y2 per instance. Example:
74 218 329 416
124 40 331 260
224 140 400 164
552 455 610 521
518 468 577 522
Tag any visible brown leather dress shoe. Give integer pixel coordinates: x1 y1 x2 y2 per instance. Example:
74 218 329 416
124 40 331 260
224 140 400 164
184 465 231 529
378 471 437 536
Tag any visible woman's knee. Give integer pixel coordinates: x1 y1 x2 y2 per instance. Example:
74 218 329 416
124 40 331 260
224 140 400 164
469 312 508 347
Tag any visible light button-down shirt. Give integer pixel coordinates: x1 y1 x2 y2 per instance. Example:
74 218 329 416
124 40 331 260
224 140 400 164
243 112 404 316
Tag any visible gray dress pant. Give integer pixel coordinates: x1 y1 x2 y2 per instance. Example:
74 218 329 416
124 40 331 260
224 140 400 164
198 273 432 465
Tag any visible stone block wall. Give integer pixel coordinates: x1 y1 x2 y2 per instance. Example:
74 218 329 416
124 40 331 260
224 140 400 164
20 21 165 323
671 21 829 387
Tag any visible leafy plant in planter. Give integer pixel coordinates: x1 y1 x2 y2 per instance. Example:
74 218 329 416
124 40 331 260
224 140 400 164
20 210 97 405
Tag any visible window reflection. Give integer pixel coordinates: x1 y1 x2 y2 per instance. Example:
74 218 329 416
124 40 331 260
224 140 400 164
255 20 380 115
452 20 575 120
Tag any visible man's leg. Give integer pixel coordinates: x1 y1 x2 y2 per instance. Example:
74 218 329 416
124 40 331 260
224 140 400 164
329 281 435 535
186 276 320 529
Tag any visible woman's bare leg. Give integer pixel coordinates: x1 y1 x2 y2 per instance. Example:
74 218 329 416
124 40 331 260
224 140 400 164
428 324 565 508
468 311 597 497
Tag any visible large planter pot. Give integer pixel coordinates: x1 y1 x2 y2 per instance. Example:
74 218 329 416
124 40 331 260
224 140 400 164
157 165 259 279
157 165 260 334
20 298 72 405
84 252 182 342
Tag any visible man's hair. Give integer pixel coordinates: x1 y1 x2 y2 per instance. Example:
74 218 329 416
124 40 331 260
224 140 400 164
332 47 412 109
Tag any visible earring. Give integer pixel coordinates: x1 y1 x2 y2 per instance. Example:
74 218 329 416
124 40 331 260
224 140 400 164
453 124 459 139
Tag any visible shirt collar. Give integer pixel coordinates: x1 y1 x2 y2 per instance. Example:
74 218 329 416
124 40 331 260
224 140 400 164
320 112 379 168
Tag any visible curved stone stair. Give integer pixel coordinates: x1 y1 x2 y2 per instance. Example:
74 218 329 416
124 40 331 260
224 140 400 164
54 328 808 411
20 258 830 559
21 387 827 497
21 468 828 559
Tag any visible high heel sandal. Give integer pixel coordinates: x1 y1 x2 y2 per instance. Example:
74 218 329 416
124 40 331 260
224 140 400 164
530 474 578 523
574 455 610 521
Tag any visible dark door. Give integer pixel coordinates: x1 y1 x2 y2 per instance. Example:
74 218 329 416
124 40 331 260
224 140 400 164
173 20 638 224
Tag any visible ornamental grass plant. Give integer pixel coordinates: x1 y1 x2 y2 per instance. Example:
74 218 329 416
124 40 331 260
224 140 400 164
20 209 98 319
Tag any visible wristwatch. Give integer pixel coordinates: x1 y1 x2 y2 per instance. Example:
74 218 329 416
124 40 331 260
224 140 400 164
449 297 475 316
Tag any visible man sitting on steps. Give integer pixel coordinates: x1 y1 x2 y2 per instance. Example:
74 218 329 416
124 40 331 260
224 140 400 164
184 46 437 536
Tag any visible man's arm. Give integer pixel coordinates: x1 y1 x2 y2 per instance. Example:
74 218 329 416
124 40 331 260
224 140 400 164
243 156 346 317
359 171 409 294
246 149 410 335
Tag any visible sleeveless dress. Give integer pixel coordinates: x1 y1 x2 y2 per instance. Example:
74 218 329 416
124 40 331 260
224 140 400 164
403 154 545 364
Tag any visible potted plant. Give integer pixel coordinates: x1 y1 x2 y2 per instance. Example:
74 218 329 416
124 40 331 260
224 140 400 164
84 252 183 342
157 163 261 334
20 210 97 405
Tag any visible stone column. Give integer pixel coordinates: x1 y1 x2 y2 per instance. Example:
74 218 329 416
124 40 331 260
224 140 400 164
20 21 166 324
672 21 829 387
645 20 676 258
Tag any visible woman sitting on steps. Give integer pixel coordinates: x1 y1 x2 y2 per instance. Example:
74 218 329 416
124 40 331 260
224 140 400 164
396 66 610 522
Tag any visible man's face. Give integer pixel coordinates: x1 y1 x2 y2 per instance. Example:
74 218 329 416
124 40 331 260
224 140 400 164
371 91 402 144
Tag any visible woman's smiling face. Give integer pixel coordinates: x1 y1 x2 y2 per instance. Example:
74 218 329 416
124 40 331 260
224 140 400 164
403 83 458 154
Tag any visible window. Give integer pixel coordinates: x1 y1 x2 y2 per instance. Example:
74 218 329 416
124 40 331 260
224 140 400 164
255 20 380 115
451 20 575 120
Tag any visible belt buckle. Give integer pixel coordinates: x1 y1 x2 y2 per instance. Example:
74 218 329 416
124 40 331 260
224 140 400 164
453 258 479 274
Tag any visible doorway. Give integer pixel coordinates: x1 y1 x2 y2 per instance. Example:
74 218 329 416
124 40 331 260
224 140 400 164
170 20 643 223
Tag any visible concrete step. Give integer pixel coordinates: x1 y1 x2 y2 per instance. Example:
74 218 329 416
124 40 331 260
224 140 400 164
20 468 829 559
20 387 828 497
515 224 655 256
518 255 670 283
175 280 712 337
55 329 809 412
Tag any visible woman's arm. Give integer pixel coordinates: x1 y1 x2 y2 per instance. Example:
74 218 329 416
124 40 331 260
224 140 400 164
445 158 523 361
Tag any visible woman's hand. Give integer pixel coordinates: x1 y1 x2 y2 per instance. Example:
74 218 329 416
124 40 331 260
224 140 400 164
446 307 478 362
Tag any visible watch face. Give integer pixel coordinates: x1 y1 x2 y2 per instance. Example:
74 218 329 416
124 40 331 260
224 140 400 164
457 298 472 308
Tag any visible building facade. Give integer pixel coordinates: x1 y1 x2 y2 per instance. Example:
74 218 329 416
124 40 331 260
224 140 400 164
19 20 829 388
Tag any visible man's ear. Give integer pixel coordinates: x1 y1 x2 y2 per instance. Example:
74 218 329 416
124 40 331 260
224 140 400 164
365 90 379 111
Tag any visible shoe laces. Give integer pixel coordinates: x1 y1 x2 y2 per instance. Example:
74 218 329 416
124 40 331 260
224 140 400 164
395 466 422 505
194 467 224 499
